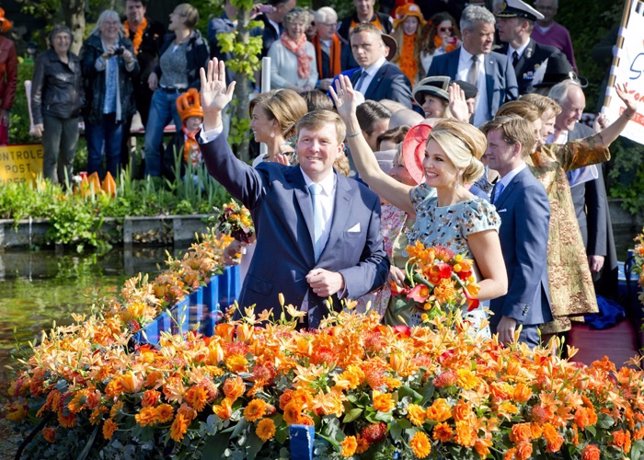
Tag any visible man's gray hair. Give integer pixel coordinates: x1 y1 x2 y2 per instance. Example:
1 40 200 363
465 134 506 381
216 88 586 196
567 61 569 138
314 6 338 24
548 79 582 104
460 5 495 32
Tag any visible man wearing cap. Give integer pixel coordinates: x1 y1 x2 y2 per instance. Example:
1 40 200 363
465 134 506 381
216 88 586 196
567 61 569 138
349 23 413 109
426 5 518 126
481 115 552 347
495 0 569 95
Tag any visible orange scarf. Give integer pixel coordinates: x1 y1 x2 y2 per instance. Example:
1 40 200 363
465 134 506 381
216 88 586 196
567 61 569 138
350 15 385 34
312 34 341 78
280 33 313 80
182 128 202 166
124 17 148 55
399 33 418 85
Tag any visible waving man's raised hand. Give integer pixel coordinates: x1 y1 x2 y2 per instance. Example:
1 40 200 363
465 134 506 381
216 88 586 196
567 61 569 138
200 59 236 130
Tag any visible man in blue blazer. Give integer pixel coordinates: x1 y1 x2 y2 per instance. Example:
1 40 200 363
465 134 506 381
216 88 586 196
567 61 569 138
427 5 518 125
199 59 389 328
349 24 413 109
482 115 552 347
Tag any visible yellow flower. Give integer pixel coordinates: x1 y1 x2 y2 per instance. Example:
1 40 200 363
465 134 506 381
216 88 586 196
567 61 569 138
340 435 358 457
409 431 431 458
372 390 395 413
407 404 427 427
256 418 276 441
213 397 233 421
225 354 248 373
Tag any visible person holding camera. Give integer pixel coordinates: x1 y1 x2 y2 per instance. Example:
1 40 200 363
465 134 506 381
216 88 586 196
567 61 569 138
80 9 139 179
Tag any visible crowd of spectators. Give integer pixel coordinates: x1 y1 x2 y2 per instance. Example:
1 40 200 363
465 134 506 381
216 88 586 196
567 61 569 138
0 0 638 345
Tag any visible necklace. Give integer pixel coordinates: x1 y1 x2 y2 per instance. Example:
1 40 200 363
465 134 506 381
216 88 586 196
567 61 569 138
123 17 148 55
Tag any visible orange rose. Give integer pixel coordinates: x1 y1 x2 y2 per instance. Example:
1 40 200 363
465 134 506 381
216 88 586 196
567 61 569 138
452 400 473 422
543 423 564 453
509 423 533 444
141 389 161 407
516 441 533 460
581 444 600 460
223 376 245 402
426 398 451 422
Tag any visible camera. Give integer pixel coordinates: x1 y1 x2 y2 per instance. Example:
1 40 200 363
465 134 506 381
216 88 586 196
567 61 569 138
113 47 124 56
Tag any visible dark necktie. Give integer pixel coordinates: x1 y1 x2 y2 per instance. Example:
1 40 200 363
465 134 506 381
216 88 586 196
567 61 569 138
466 55 480 87
354 70 367 93
512 50 520 67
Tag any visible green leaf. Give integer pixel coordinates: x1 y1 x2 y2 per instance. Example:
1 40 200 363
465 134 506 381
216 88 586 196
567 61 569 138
343 407 363 423
398 385 423 404
201 434 230 460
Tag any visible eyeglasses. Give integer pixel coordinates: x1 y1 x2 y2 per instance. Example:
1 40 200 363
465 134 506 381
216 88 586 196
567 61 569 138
438 27 454 33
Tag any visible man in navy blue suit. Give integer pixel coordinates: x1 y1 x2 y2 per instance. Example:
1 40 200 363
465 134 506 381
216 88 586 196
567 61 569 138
199 59 389 328
481 115 552 347
349 23 413 109
427 5 518 125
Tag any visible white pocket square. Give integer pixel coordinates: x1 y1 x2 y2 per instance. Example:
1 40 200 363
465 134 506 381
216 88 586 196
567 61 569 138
347 223 361 233
497 208 507 213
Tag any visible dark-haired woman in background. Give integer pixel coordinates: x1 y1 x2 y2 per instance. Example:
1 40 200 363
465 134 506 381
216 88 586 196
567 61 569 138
31 25 84 184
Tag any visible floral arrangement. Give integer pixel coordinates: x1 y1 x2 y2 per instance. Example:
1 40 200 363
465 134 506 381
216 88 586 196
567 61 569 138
211 199 255 244
633 228 644 306
6 232 644 459
389 242 479 324
6 302 644 459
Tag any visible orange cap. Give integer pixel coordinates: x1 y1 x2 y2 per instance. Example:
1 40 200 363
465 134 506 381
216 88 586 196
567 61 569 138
176 88 204 123
393 3 426 29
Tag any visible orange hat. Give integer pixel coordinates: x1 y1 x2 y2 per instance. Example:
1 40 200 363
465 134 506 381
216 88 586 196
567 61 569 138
176 88 204 123
393 3 426 29
0 8 13 33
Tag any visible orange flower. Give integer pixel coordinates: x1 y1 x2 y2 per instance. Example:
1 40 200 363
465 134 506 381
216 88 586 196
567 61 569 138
223 376 245 402
516 441 533 460
426 398 451 422
42 426 56 443
135 406 158 427
256 418 276 442
57 410 76 428
283 401 303 425
454 420 476 447
244 399 268 422
409 431 431 458
156 404 175 423
372 390 395 412
145 371 163 388
432 422 453 442
574 406 597 430
6 402 28 422
141 389 161 407
474 438 492 457
581 444 601 460
407 404 427 427
170 413 190 442
510 423 533 444
512 382 532 403
543 423 564 453
213 397 233 421
120 371 142 393
102 419 117 440
434 278 457 304
356 435 370 454
184 385 208 412
452 400 473 422
334 365 365 390
611 429 632 453
340 435 358 458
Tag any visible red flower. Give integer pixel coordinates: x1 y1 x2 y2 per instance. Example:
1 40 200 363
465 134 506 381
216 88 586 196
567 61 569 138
392 325 411 338
361 422 388 444
407 284 429 303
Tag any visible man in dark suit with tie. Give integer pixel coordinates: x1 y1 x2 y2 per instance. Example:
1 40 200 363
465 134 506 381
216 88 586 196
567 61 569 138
349 23 413 109
426 5 518 125
481 115 552 347
495 0 569 95
199 59 389 328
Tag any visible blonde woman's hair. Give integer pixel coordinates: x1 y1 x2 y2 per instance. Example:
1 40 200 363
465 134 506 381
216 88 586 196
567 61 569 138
520 93 562 116
174 3 199 29
428 119 486 184
256 89 308 139
496 100 540 122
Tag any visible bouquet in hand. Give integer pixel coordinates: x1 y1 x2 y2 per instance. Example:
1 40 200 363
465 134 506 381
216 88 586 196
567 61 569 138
389 241 480 324
211 199 255 244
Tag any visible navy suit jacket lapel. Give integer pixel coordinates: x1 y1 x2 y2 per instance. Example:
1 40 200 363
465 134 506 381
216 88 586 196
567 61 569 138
495 168 527 208
364 65 387 99
448 50 459 79
515 40 535 76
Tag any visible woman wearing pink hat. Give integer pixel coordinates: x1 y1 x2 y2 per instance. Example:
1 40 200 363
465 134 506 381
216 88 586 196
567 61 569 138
332 75 508 329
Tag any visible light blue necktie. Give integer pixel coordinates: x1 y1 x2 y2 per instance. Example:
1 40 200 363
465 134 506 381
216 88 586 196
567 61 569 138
309 183 324 260
493 182 505 204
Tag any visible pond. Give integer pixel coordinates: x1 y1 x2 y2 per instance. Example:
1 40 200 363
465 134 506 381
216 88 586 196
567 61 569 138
0 247 183 386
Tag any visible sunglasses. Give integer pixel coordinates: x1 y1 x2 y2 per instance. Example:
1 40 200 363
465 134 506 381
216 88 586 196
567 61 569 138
438 27 454 33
